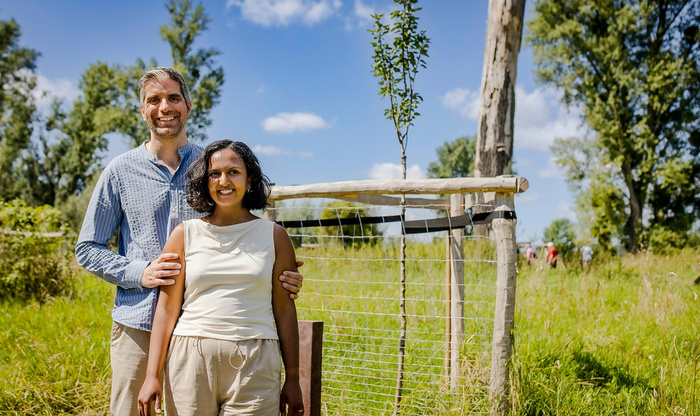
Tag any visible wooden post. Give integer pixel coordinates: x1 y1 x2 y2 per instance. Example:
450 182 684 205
299 320 323 416
449 194 465 390
489 192 517 415
445 230 451 381
263 199 276 222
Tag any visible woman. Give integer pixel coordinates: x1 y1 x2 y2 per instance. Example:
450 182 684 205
138 140 303 416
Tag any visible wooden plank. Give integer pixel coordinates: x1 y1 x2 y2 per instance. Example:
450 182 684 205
335 194 449 210
269 177 528 201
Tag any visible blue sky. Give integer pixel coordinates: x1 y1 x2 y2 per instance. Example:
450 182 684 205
2 0 585 243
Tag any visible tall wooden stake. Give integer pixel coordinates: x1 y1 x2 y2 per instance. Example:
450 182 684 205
490 191 518 415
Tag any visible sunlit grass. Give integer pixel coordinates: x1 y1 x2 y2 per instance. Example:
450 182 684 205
513 248 700 415
0 272 112 415
1 246 698 415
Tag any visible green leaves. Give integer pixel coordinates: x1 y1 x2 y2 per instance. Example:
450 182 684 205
0 17 39 204
369 0 430 175
162 0 223 143
0 0 224 208
427 135 476 179
529 0 700 252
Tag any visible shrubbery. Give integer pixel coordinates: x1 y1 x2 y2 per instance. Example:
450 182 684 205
321 201 382 248
0 199 74 302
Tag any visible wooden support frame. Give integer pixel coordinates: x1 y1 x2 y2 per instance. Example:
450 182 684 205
265 176 527 416
269 177 528 201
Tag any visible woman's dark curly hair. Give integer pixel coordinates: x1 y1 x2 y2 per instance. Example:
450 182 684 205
187 140 271 213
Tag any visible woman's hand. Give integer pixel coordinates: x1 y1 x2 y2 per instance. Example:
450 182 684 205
137 376 163 416
279 379 304 416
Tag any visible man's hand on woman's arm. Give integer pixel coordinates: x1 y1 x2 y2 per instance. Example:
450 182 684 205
141 252 181 288
279 260 304 300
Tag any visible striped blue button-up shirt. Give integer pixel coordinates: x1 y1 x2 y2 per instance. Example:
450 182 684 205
76 142 204 331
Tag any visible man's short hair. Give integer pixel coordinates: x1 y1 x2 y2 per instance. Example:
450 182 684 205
138 67 191 105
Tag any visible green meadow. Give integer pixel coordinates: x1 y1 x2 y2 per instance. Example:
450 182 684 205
1 247 698 415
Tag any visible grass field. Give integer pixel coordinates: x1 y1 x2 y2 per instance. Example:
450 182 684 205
514 249 700 415
0 247 698 415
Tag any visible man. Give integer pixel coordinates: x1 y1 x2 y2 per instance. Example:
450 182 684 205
580 244 593 270
75 67 304 416
546 242 559 268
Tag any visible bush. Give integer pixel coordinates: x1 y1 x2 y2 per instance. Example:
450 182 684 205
0 199 73 302
320 201 382 248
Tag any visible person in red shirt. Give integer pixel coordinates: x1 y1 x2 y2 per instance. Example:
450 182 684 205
546 242 559 268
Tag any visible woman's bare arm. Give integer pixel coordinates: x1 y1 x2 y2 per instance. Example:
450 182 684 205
137 224 186 416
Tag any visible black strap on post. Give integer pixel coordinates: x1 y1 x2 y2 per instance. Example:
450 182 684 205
276 211 516 235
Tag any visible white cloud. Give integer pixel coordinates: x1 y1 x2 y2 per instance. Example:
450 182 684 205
554 200 576 220
343 0 394 31
252 144 313 157
367 162 426 180
514 85 587 151
227 0 341 27
354 0 375 22
31 73 81 111
441 84 588 152
440 87 480 120
538 155 565 178
515 192 539 204
261 112 329 134
353 0 385 26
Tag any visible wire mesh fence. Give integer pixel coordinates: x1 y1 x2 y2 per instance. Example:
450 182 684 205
271 200 499 415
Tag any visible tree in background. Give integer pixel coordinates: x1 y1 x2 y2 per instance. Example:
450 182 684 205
1 0 224 210
17 62 141 206
529 0 700 253
370 0 429 411
162 0 224 144
320 201 382 248
274 201 321 248
427 135 476 179
542 218 577 262
0 17 39 203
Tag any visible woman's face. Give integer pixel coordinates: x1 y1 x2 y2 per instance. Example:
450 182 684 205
207 147 251 210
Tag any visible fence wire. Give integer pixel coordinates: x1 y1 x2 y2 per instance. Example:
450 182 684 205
271 201 499 416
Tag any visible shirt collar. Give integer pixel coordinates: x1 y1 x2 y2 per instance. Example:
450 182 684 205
140 140 192 164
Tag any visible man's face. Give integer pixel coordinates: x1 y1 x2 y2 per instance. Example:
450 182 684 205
140 77 191 141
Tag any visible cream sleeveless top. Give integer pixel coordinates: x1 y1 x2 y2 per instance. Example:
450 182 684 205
172 217 278 341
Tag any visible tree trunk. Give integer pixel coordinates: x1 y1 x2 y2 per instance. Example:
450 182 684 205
623 164 643 254
394 144 408 414
474 0 526 236
475 0 525 178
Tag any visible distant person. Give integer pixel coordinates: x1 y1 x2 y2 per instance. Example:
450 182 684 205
546 242 559 268
138 140 303 416
525 243 536 264
581 244 593 269
75 67 305 416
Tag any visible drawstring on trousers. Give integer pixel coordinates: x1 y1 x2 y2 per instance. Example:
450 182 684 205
228 341 243 370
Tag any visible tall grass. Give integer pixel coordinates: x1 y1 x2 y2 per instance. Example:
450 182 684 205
513 248 700 415
0 272 112 415
0 247 698 415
